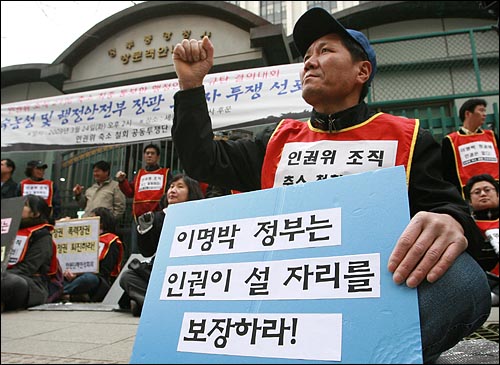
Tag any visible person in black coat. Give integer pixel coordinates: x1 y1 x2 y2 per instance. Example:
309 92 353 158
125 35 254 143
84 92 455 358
171 8 491 363
1 195 55 312
119 174 203 316
1 158 18 199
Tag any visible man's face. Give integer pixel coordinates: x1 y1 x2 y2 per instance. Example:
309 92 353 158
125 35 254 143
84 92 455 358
93 167 109 184
300 33 369 114
470 181 499 211
466 105 487 129
144 148 160 166
1 160 12 175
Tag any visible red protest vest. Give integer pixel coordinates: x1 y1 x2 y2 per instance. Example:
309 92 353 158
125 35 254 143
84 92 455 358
20 179 54 208
98 232 124 277
445 130 499 194
132 167 169 218
9 223 58 275
261 113 419 189
476 218 499 275
476 218 499 236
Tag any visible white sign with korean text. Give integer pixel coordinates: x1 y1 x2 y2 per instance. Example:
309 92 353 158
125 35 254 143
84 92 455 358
53 217 100 274
160 253 379 301
458 141 498 166
170 207 341 257
178 312 342 361
274 140 398 186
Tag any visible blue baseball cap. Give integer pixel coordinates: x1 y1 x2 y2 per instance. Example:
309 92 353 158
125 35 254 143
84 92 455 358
293 7 377 86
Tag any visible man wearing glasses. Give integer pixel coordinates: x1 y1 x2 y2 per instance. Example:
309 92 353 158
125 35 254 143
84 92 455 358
464 173 499 306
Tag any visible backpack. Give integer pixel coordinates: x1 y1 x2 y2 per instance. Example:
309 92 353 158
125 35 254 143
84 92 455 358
46 259 64 303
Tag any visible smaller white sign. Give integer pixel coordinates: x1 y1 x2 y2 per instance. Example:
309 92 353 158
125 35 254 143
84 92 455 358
458 141 498 166
53 217 100 274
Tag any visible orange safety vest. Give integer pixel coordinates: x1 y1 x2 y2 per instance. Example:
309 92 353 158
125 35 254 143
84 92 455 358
446 130 499 195
132 168 169 219
261 113 418 189
20 179 54 208
475 218 499 276
98 232 124 277
8 223 58 275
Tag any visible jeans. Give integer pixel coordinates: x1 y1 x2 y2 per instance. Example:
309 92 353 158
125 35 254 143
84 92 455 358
419 251 491 363
63 272 100 295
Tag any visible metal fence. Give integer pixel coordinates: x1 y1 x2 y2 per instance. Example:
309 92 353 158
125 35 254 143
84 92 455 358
368 25 499 140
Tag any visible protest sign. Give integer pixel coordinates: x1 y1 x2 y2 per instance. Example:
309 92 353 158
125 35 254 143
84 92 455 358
131 166 422 363
53 217 100 274
1 197 24 273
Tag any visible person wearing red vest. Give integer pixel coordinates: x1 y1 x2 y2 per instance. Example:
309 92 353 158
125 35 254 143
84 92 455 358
464 174 499 306
18 160 62 219
442 98 500 198
118 174 204 316
1 195 56 312
116 143 173 254
170 7 490 363
62 207 124 302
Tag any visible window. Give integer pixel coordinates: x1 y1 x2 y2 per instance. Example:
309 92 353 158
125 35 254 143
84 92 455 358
307 1 338 13
260 1 287 31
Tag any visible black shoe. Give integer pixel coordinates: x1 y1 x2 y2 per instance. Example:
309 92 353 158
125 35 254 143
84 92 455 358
130 299 142 317
61 294 71 303
70 293 90 302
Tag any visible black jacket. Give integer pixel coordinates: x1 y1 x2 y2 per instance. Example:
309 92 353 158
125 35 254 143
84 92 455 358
7 227 53 306
99 240 120 281
471 207 499 271
172 86 484 255
1 178 18 199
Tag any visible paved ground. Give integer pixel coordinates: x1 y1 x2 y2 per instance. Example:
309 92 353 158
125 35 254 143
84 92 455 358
1 305 498 364
1 307 138 364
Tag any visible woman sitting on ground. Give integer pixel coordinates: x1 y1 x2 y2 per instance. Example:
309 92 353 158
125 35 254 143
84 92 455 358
119 173 204 316
1 195 57 312
62 207 123 302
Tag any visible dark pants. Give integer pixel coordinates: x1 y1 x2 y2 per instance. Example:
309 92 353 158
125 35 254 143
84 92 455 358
1 272 29 310
119 261 152 313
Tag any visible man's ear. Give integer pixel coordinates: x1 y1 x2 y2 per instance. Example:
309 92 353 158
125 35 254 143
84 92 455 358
357 60 372 84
